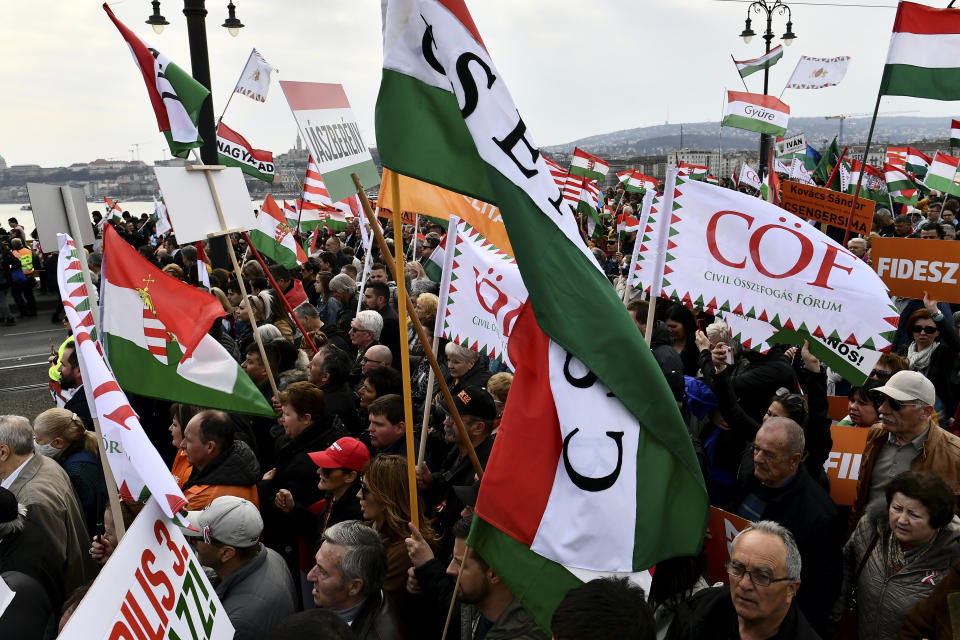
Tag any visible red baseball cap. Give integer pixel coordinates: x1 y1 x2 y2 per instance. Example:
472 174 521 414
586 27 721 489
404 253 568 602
308 437 370 472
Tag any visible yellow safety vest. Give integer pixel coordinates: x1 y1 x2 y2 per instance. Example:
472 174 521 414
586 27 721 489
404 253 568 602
12 248 34 275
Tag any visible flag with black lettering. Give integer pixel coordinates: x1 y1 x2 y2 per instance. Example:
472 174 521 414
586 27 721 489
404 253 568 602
377 0 706 631
217 122 276 183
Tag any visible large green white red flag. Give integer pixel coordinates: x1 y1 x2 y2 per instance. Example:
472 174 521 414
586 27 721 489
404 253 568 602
103 4 209 159
568 148 609 182
249 195 308 269
216 122 276 183
639 178 898 350
722 90 790 137
100 225 274 418
57 233 190 517
880 1 960 101
436 217 526 369
378 0 706 628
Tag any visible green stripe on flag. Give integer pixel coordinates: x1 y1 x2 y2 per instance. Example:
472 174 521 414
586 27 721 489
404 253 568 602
376 70 495 203
468 516 580 635
218 152 275 183
880 65 960 101
722 113 787 137
104 334 276 417
320 162 380 203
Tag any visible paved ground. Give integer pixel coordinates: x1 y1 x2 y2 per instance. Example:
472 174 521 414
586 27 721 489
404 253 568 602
0 289 66 420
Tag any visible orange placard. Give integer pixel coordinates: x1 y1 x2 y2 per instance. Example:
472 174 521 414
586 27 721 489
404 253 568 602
825 425 870 506
871 237 960 304
705 507 752 584
827 396 849 422
779 181 874 235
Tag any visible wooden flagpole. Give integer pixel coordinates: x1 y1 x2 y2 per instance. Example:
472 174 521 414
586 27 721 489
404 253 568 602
387 175 420 528
441 546 469 640
187 164 280 400
352 173 484 478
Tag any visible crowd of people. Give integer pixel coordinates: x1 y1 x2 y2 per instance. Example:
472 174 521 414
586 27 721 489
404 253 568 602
2 180 960 640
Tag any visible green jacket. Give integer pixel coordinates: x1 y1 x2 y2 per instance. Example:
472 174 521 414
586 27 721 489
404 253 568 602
461 599 549 640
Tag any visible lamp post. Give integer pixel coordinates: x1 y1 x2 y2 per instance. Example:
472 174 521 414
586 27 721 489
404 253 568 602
739 0 796 178
145 0 243 266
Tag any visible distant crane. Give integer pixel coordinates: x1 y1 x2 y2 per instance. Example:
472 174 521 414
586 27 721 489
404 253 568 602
129 142 150 162
824 111 918 145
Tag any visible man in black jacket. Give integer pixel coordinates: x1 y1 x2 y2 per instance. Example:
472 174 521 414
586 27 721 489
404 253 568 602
308 347 362 436
726 418 840 636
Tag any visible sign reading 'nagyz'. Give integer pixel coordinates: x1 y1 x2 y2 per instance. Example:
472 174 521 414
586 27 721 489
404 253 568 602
280 81 380 202
778 181 875 235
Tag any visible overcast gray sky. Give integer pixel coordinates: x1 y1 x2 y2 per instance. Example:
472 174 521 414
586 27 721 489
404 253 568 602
1 0 952 168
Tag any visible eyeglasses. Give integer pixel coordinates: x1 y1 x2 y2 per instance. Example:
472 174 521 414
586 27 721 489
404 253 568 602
726 561 794 587
869 369 894 379
359 482 369 498
349 327 372 334
911 326 938 335
869 392 925 412
360 356 384 366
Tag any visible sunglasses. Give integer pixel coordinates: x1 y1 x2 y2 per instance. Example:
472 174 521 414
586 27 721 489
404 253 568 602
870 392 924 412
359 482 370 498
869 369 894 379
911 326 938 335
774 387 804 406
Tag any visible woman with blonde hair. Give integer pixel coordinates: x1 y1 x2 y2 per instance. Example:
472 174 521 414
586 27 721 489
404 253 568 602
360 454 436 639
33 408 107 539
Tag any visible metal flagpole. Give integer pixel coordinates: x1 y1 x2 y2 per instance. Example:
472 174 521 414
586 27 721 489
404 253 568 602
844 93 883 246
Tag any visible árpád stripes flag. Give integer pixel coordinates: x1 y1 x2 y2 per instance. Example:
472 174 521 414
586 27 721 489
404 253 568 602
880 1 960 101
303 155 336 208
733 45 783 79
722 90 790 137
103 4 209 159
250 195 307 268
216 122 276 183
568 148 609 182
378 0 707 631
99 226 274 418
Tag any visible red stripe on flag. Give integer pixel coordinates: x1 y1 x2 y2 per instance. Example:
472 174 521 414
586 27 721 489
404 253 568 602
474 303 560 545
893 1 960 35
726 90 790 113
144 328 168 339
279 80 351 110
93 380 122 398
437 0 487 50
148 346 167 356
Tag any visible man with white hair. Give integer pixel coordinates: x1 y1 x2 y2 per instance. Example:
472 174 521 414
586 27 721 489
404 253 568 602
349 310 383 387
0 415 92 596
330 273 359 333
682 521 817 639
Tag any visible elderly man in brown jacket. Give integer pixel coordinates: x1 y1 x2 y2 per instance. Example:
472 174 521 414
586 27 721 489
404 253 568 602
848 371 960 533
0 415 94 595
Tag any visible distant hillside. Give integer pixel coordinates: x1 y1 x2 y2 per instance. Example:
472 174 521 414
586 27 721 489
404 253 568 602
542 116 951 156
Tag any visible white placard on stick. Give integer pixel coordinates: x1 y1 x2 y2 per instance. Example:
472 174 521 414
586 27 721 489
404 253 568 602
59 498 234 640
26 183 95 250
154 166 257 244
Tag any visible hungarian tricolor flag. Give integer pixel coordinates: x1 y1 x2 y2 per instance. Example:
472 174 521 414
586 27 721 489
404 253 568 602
250 195 308 269
100 225 274 418
57 233 189 517
284 199 327 233
880 2 960 101
732 45 783 79
377 0 707 630
195 241 211 290
722 90 790 137
924 151 960 195
952 119 960 148
104 197 124 223
677 162 709 180
905 146 932 178
618 169 657 193
217 122 276 183
568 148 609 182
103 4 210 159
